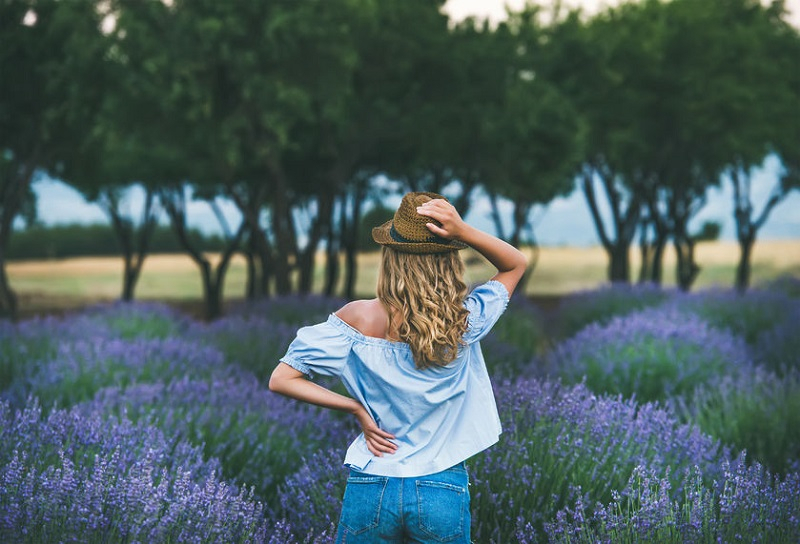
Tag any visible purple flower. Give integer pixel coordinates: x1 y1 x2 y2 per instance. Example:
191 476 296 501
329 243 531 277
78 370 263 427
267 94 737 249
549 305 752 402
545 458 800 543
0 398 269 542
558 283 673 339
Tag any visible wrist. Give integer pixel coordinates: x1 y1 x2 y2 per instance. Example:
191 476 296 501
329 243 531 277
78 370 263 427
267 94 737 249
349 401 365 417
454 223 478 244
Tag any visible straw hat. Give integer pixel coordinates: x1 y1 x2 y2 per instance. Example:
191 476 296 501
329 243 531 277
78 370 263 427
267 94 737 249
371 192 467 254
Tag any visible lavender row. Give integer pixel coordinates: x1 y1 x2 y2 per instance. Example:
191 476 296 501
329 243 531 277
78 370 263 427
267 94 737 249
1 285 798 542
273 377 800 543
0 399 271 543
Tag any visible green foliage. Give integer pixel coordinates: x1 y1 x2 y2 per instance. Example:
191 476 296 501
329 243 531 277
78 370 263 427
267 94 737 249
551 304 754 404
8 224 226 260
675 369 800 475
676 289 797 346
548 463 799 544
0 324 61 393
488 302 546 357
693 221 722 242
557 284 670 339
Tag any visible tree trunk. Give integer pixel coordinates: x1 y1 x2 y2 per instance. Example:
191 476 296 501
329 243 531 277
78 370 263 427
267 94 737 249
266 159 297 295
228 183 274 299
0 249 17 320
735 233 755 293
297 193 333 294
0 218 18 320
0 160 37 320
161 187 245 319
324 200 341 297
342 185 365 300
244 233 257 300
649 233 668 285
487 191 507 241
637 218 652 284
674 233 700 291
581 167 640 285
102 188 158 302
730 165 786 294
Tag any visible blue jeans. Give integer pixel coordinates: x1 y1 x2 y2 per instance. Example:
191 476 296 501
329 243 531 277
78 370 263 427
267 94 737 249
335 462 471 543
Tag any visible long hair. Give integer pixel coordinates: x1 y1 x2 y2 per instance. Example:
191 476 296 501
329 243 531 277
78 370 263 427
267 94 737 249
376 247 470 369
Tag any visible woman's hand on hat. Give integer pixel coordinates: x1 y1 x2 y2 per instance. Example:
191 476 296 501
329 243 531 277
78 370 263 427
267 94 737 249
416 199 466 241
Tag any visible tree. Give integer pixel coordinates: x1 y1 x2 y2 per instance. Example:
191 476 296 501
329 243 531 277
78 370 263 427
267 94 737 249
542 8 646 283
725 1 800 291
0 0 109 318
628 0 799 291
470 9 582 285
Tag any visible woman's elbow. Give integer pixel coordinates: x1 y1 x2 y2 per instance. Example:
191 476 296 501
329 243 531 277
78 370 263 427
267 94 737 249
518 249 530 270
268 366 285 393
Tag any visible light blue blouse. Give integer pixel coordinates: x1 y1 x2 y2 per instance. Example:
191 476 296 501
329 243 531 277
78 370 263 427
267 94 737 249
280 280 509 477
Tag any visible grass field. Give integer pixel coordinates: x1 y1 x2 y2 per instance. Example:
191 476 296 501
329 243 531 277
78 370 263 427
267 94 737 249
8 239 800 316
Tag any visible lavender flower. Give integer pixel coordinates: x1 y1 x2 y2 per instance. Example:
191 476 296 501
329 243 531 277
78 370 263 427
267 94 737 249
671 367 800 474
667 287 799 346
81 376 356 509
483 296 547 379
276 448 348 541
0 399 269 543
558 283 672 339
272 378 729 543
545 459 800 543
9 337 237 410
80 300 191 339
191 315 299 382
753 304 800 374
548 305 752 402
226 295 346 325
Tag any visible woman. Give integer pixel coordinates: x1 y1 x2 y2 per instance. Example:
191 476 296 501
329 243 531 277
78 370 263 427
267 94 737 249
269 192 527 543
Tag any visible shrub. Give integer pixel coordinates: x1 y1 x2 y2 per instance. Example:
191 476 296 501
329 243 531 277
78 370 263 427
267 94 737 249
0 314 107 395
194 316 298 382
670 287 798 346
9 338 235 409
83 377 356 508
753 305 800 374
489 296 547 355
557 283 671 339
277 448 347 540
548 306 751 403
81 301 190 340
273 378 729 543
225 295 346 326
763 275 800 298
0 399 268 543
672 367 800 474
544 461 800 543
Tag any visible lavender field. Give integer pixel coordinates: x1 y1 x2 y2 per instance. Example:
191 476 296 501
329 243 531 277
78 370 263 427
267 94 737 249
1 280 799 543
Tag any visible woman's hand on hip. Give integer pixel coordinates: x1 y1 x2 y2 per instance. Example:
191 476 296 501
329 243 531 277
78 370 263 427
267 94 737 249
354 406 397 457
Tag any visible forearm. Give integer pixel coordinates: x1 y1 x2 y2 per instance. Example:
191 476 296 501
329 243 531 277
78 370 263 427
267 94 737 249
269 363 361 415
458 224 527 273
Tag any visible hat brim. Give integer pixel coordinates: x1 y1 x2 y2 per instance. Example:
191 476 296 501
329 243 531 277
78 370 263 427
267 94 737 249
372 221 467 254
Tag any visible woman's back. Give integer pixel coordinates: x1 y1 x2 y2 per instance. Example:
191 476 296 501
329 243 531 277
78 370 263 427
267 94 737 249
280 280 510 477
269 191 528 543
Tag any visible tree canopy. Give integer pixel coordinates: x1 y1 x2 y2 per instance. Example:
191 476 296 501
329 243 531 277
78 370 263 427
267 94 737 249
1 0 797 318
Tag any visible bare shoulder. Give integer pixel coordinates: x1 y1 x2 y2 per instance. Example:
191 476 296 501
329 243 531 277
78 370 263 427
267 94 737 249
335 299 388 339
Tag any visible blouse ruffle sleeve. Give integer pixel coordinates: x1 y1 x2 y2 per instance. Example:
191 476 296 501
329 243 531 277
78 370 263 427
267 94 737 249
280 315 353 378
463 280 510 344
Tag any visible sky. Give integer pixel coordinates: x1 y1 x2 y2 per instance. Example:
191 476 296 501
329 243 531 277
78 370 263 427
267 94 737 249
30 0 800 246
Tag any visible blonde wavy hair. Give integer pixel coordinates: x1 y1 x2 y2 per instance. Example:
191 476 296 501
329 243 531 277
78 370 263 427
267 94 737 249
377 247 470 369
